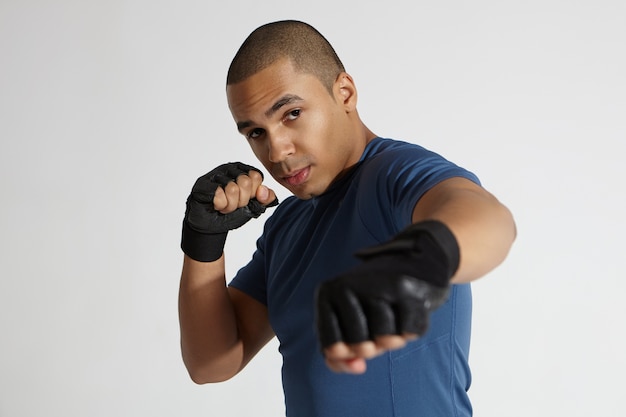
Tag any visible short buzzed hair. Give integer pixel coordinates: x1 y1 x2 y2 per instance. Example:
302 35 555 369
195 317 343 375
227 20 345 94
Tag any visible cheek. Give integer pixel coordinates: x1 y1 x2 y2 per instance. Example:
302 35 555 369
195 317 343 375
248 141 270 167
308 109 341 147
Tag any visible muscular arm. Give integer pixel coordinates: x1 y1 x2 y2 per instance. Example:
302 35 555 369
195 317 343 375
179 255 274 383
323 176 515 373
178 165 277 383
412 177 516 283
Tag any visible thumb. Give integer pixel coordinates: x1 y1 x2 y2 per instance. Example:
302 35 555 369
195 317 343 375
256 185 278 206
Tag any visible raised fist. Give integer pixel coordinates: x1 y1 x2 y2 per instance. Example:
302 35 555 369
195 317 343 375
181 162 278 262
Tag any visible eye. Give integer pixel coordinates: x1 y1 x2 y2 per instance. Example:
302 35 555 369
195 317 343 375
284 109 301 122
246 128 265 140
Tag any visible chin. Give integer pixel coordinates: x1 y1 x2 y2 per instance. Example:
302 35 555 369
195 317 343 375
284 179 329 200
286 186 317 200
292 191 316 200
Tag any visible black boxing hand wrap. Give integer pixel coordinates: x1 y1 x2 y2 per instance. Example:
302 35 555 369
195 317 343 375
355 220 460 287
181 222 228 263
181 162 278 262
314 220 460 347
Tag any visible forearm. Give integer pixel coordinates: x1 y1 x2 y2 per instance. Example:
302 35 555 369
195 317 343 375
413 178 516 283
178 255 243 383
178 163 278 383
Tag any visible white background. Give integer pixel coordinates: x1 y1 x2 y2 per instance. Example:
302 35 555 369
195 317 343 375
1 1 624 416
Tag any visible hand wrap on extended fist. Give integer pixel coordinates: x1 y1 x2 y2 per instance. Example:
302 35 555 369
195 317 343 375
315 220 460 348
181 162 278 262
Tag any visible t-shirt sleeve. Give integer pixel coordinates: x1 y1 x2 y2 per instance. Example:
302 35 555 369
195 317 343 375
357 142 480 241
228 227 269 306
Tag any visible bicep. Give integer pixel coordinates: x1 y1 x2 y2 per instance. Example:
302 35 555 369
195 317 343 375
228 286 275 371
412 177 490 222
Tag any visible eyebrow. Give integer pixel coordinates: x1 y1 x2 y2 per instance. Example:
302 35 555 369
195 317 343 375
236 94 304 132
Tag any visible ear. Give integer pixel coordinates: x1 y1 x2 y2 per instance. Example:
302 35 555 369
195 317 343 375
334 73 357 111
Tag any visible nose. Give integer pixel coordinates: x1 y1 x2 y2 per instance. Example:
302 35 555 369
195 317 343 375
267 131 295 163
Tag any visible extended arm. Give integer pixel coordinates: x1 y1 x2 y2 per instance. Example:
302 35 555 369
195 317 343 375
412 177 516 284
319 176 516 373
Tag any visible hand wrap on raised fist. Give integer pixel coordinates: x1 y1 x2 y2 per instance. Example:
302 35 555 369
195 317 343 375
181 162 278 262
315 220 460 348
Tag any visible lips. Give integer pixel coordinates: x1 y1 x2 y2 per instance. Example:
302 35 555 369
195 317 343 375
283 166 310 186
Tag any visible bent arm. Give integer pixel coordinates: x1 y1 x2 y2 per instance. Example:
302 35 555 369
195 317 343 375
178 255 274 383
412 177 516 283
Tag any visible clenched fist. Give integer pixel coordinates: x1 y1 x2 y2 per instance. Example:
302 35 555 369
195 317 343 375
315 220 460 372
181 162 278 262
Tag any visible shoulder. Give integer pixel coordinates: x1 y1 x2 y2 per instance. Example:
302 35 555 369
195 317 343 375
361 137 452 171
359 137 478 183
363 137 430 159
352 137 481 234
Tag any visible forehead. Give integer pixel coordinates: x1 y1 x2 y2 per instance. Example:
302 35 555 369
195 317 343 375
226 58 327 118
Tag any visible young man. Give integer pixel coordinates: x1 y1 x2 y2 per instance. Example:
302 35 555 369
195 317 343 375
178 20 515 416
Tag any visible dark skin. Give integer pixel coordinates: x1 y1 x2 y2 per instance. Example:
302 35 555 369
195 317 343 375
178 57 516 380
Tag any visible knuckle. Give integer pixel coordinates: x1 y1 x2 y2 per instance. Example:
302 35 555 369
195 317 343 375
353 341 376 357
236 174 252 188
223 182 240 198
247 169 263 183
211 188 226 206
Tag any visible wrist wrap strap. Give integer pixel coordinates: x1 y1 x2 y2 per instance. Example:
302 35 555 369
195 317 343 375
181 221 228 262
355 220 460 287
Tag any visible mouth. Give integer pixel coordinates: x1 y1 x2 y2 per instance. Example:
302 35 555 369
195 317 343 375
282 166 310 187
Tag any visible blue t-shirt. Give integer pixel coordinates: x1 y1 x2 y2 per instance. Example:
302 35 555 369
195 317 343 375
230 137 480 417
